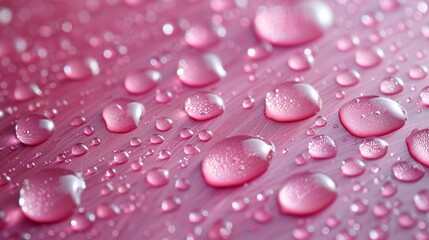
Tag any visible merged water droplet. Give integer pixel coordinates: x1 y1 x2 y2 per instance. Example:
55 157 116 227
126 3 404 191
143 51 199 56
184 91 225 121
277 172 337 216
354 47 384 68
101 98 145 133
335 69 360 87
391 160 425 183
359 138 388 159
307 135 337 159
201 135 275 187
253 0 334 46
177 52 226 87
265 82 322 122
124 69 160 94
15 114 55 145
406 128 429 167
379 76 404 95
19 168 86 223
338 96 407 137
63 57 100 80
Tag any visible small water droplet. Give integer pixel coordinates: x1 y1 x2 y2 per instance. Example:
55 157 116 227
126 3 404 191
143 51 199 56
408 65 428 80
15 114 55 145
379 76 404 95
124 69 160 94
359 138 388 159
185 92 225 121
341 158 366 177
392 160 425 182
101 98 145 133
308 135 337 159
335 69 360 87
354 47 384 68
146 168 169 187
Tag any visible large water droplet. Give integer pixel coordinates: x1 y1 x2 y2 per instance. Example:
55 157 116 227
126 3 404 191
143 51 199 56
15 114 55 145
359 138 388 159
392 160 425 183
19 169 86 223
124 69 161 94
184 91 225 121
354 47 384 68
277 172 337 216
101 98 145 133
201 135 275 187
177 52 226 87
254 0 334 46
406 128 429 167
265 82 322 122
307 135 337 159
339 96 407 137
63 57 99 80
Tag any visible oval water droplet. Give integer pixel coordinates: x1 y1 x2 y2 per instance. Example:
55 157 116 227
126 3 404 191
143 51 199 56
341 158 366 177
392 160 425 183
414 190 429 212
101 98 145 133
184 22 223 49
339 96 407 137
307 135 337 159
124 69 160 94
277 172 337 216
19 169 86 223
254 0 334 46
265 82 322 122
185 91 225 121
419 86 429 106
335 69 360 87
287 50 314 71
379 76 404 95
146 168 169 187
15 114 55 145
177 52 226 87
70 212 95 232
14 83 42 101
359 138 388 159
406 128 429 167
354 47 384 68
408 65 428 80
201 135 275 187
63 57 99 80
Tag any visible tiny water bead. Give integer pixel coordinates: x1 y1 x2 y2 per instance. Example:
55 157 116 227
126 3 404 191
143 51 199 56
406 129 429 167
335 69 360 87
101 98 145 133
265 82 322 122
184 92 225 121
408 65 428 80
414 190 429 212
19 168 86 223
359 138 388 159
307 135 337 159
354 47 384 68
177 52 226 87
277 172 337 216
146 168 169 187
420 86 429 106
341 158 366 177
392 160 425 183
338 96 407 137
15 114 55 145
253 0 334 46
201 135 275 187
124 69 161 94
63 57 100 80
378 76 404 95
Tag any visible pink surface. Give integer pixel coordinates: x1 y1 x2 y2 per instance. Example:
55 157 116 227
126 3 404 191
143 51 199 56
1 0 429 239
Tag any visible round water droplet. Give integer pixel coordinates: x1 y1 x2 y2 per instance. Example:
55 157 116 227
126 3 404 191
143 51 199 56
287 50 314 71
96 203 120 219
177 52 226 87
64 57 99 80
71 143 88 156
185 22 223 49
339 96 407 137
406 128 429 167
155 117 173 131
15 114 55 145
14 83 42 101
254 0 334 46
336 34 360 51
202 135 275 187
277 172 337 216
350 198 368 215
392 160 425 183
397 212 416 229
247 42 273 60
408 65 428 80
341 158 366 177
414 190 429 212
359 138 388 159
161 196 181 213
124 69 160 94
265 82 322 122
379 76 404 95
252 206 273 224
185 92 225 121
19 169 86 223
113 151 129 165
380 181 397 197
308 135 337 159
146 168 169 187
354 47 384 68
70 212 95 232
101 98 145 133
335 69 360 87
419 86 429 106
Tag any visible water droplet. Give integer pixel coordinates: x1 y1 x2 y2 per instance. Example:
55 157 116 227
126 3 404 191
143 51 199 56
341 158 366 177
277 172 337 216
265 82 322 122
101 98 145 133
71 143 88 156
242 95 255 109
406 129 429 167
408 65 428 80
392 160 425 182
335 69 360 87
70 212 95 231
19 169 86 223
113 151 129 165
350 198 368 215
124 69 161 94
207 220 233 240
372 202 391 218
252 206 273 224
254 0 334 46
397 212 416 228
14 83 42 101
198 130 213 142
146 168 169 187
247 42 273 60
419 86 429 106
161 196 181 213
308 135 337 159
202 135 275 187
180 128 194 139
185 92 225 121
177 52 226 87
155 117 173 131
189 209 208 223
339 96 407 137
359 138 388 159
64 57 99 80
185 22 223 49
15 114 55 145
354 47 384 68
380 181 397 197
414 190 429 212
336 34 360 51
150 134 165 145
287 50 314 71
379 76 404 95
95 203 120 219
